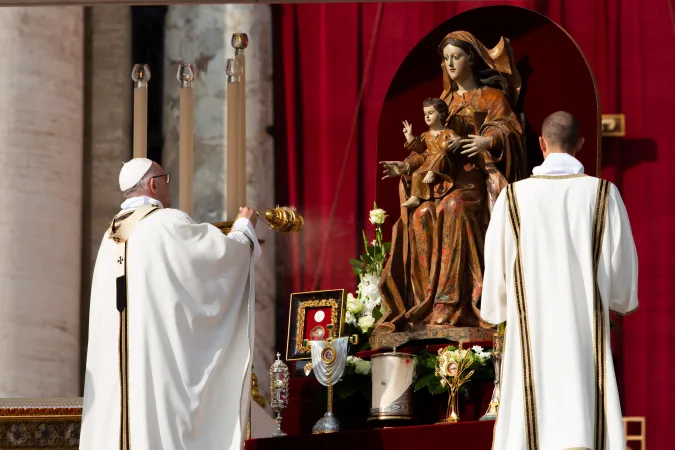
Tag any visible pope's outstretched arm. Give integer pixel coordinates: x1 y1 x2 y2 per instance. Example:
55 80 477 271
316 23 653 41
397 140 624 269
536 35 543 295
607 184 638 315
481 189 509 325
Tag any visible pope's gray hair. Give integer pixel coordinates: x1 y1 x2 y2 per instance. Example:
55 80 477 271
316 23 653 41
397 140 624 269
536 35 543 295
122 164 159 198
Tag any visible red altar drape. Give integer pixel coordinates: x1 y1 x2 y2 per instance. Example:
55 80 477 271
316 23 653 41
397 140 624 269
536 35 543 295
274 1 675 447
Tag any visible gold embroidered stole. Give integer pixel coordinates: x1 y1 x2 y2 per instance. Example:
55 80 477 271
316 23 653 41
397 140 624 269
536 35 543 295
106 204 160 450
505 184 539 450
592 180 611 450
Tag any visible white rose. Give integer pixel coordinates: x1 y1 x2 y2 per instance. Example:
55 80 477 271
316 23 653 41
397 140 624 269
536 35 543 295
346 293 364 315
472 345 484 354
358 315 376 333
479 351 492 360
362 272 380 287
345 311 357 326
369 208 387 225
354 358 372 375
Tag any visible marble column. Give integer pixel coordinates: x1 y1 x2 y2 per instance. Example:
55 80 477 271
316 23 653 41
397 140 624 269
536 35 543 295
0 7 84 397
164 4 276 404
80 6 132 387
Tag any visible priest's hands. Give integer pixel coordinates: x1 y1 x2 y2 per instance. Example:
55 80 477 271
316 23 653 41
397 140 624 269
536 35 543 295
239 206 257 227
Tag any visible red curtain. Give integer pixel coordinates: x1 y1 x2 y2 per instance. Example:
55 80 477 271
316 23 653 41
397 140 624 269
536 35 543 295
274 1 675 447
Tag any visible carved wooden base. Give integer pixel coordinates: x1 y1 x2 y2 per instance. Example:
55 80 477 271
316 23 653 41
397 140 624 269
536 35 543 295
370 327 495 351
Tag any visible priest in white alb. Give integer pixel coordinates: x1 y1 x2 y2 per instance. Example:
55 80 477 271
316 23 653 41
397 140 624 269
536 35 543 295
481 111 638 450
80 158 261 450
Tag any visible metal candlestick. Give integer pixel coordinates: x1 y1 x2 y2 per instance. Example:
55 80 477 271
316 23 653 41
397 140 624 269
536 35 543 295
481 332 504 421
268 353 290 437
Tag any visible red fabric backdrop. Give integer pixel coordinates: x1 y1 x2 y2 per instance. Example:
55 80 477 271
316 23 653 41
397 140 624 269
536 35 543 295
273 0 675 447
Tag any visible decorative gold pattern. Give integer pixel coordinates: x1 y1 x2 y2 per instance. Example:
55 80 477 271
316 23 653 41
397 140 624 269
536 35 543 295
601 114 625 137
295 299 339 354
623 416 646 450
505 184 539 450
530 174 587 180
320 346 337 364
592 180 610 450
117 242 131 450
119 308 130 450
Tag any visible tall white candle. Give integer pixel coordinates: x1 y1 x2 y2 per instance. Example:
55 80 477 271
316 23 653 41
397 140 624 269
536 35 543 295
178 63 196 216
131 64 150 159
226 58 243 221
233 33 248 215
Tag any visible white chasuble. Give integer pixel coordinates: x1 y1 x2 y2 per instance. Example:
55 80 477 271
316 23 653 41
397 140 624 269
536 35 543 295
481 174 638 450
80 207 261 450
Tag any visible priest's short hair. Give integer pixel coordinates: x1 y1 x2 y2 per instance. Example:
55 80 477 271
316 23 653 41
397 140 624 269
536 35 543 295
542 111 580 153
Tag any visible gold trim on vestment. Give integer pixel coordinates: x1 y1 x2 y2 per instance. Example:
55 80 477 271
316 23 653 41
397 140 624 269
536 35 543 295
592 180 610 450
529 174 587 180
109 206 160 450
505 184 539 450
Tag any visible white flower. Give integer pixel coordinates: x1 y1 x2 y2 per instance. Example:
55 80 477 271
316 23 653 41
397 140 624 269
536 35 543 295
479 351 492 360
345 311 357 326
362 272 380 287
346 293 364 315
371 239 377 246
363 297 379 317
357 315 375 333
472 345 484 354
354 358 372 375
369 208 387 225
346 356 372 375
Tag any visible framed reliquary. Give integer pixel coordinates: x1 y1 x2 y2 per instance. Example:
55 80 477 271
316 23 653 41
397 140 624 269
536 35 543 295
285 289 346 361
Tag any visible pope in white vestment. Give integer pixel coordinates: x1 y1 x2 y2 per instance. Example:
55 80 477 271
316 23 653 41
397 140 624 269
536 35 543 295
80 158 261 450
481 112 638 450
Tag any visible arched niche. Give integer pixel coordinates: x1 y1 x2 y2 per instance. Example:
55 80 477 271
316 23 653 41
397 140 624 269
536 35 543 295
376 5 600 220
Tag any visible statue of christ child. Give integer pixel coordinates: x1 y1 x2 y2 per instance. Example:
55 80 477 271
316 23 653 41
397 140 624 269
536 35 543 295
400 97 461 209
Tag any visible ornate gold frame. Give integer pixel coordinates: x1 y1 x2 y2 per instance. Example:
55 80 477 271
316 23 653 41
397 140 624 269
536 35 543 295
285 289 345 361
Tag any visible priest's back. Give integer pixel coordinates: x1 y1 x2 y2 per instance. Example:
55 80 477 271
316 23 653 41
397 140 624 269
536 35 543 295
481 174 638 450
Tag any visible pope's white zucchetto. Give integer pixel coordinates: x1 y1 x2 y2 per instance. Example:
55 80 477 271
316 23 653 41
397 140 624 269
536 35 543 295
119 158 153 191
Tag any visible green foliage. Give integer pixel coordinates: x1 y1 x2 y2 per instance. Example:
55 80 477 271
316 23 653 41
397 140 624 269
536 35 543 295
412 347 494 395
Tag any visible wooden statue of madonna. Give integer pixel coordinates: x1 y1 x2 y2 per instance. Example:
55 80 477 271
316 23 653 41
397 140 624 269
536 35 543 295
373 31 525 348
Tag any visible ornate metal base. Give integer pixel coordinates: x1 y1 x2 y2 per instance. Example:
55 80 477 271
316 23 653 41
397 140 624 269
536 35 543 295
480 401 499 421
311 412 340 434
370 326 495 351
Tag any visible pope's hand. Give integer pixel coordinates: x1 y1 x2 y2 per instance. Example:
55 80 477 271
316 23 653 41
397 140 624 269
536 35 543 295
239 206 257 228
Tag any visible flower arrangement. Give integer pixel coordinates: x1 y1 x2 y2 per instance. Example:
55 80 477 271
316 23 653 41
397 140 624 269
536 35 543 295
346 356 372 376
345 203 390 341
414 345 493 395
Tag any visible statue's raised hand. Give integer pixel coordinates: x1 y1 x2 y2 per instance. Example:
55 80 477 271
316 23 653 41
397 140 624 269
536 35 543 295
379 161 408 180
402 121 414 143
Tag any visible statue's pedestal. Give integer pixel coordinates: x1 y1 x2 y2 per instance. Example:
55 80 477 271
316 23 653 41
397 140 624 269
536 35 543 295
369 326 495 351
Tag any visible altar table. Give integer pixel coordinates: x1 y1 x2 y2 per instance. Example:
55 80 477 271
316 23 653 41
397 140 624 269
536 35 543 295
245 420 495 450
